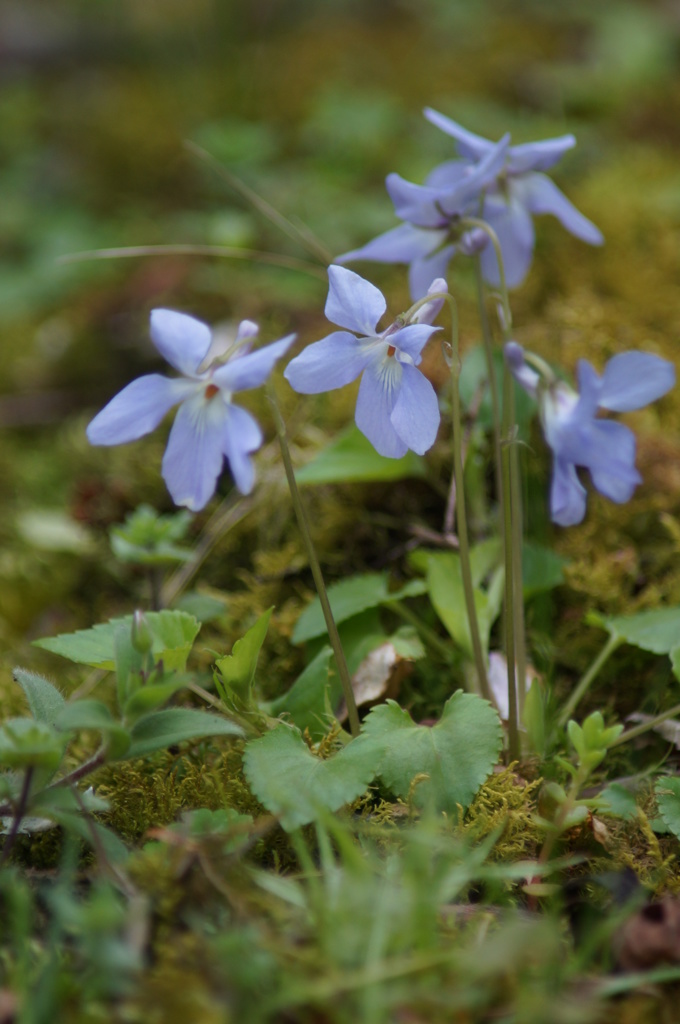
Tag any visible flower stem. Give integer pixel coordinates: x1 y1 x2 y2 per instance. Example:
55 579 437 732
268 381 361 738
610 702 680 748
557 634 622 729
442 295 492 703
501 367 519 760
0 767 33 867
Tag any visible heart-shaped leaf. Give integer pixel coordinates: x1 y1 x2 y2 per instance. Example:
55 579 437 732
243 725 382 831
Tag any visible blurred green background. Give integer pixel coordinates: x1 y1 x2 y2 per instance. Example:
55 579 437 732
1 0 679 652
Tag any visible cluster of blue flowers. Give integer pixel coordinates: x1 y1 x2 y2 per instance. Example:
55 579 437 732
87 109 675 526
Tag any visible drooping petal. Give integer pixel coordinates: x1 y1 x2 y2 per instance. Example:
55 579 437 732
507 136 575 174
149 309 212 377
517 173 604 245
583 420 641 504
221 403 263 495
390 364 440 454
442 134 510 214
504 342 539 398
408 244 456 300
387 323 440 362
574 360 604 421
325 265 386 335
423 108 494 161
550 458 588 526
87 374 196 446
354 358 408 458
479 193 535 289
336 223 441 266
284 332 375 393
599 352 676 412
212 334 295 392
161 392 229 511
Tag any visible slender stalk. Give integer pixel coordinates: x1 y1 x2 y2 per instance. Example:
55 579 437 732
609 702 680 748
59 244 327 278
404 289 491 701
0 767 34 867
444 296 492 702
501 368 519 760
48 744 109 790
474 257 504 513
507 378 527 726
460 217 513 336
268 381 361 737
557 634 622 728
160 494 253 607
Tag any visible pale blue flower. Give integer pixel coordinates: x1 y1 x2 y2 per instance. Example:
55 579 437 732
87 309 294 510
338 110 603 296
505 342 675 526
422 109 604 288
284 266 443 458
337 133 509 300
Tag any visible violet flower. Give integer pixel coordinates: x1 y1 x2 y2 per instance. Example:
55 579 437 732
87 309 294 511
336 134 509 300
284 266 444 458
423 108 604 288
505 342 675 526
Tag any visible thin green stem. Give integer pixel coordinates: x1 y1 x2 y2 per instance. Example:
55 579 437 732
507 379 527 728
460 217 513 336
501 369 519 760
388 601 455 665
610 702 680 748
443 294 491 702
474 257 504 513
59 243 327 278
268 381 361 737
557 634 622 729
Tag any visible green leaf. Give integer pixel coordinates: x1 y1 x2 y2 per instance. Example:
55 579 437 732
522 542 566 598
34 610 201 671
122 676 194 720
589 606 680 655
597 784 639 821
55 700 131 759
214 608 273 704
414 550 502 659
360 692 502 813
123 708 243 760
268 647 339 739
295 425 426 485
13 668 66 725
293 573 426 645
243 724 382 831
655 776 680 839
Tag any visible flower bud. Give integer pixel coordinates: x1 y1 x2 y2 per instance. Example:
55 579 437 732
131 610 153 655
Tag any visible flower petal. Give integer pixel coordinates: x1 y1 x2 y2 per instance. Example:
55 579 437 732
599 352 675 412
423 108 494 161
150 309 212 376
479 194 535 288
583 420 641 504
87 374 195 445
355 359 407 458
517 173 603 245
284 332 375 393
161 392 229 511
425 158 472 190
409 244 457 300
507 136 575 174
386 174 451 228
387 323 439 362
390 364 440 454
325 265 386 335
550 458 587 526
221 404 263 495
212 334 295 392
336 223 441 266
